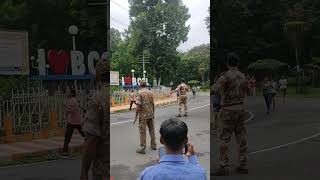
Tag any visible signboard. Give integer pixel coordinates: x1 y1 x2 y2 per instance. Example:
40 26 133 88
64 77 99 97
121 77 149 86
30 49 108 80
0 30 29 75
110 71 119 85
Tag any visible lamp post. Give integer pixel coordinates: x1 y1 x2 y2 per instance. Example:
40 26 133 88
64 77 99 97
68 25 78 50
131 69 135 89
68 25 78 90
143 70 146 80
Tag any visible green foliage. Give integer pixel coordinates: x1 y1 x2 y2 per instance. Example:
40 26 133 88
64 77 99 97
0 0 106 52
248 59 288 72
202 80 211 89
188 80 200 86
128 0 191 83
175 44 210 85
0 76 29 98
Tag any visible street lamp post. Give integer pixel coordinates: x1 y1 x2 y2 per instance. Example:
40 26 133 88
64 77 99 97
68 25 78 90
131 69 135 89
143 70 146 80
68 25 78 50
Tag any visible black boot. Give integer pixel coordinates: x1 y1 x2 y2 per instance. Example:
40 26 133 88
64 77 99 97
236 165 248 174
212 166 229 176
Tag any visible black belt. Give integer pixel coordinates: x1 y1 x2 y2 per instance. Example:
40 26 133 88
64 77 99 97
222 102 243 107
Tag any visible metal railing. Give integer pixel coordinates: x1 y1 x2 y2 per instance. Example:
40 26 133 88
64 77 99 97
0 87 96 135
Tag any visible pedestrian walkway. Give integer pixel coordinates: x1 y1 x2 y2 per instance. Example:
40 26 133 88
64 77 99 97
0 133 83 162
111 95 178 113
0 96 178 163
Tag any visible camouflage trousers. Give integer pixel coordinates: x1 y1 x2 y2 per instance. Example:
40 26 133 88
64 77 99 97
178 95 188 115
139 117 156 149
81 134 109 180
217 108 248 167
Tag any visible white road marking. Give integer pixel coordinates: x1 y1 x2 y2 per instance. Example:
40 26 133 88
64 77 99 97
111 120 134 126
111 103 210 126
249 132 320 155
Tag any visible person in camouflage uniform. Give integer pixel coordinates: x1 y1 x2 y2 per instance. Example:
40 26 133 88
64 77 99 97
173 79 189 117
212 53 250 176
80 60 109 180
135 80 157 154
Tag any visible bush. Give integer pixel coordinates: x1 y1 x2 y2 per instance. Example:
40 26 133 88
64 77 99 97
201 80 210 89
188 80 200 86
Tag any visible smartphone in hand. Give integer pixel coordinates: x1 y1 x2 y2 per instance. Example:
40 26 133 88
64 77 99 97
183 144 188 154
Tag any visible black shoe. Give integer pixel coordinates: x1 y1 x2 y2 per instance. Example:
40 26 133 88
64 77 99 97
176 114 182 117
61 152 70 158
183 114 188 117
236 166 248 174
212 166 229 176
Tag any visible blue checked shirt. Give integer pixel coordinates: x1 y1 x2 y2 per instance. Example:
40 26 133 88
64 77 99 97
140 154 207 180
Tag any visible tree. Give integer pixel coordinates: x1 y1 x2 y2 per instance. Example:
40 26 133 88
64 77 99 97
110 28 122 57
248 59 288 80
284 3 310 93
205 7 210 33
128 0 190 85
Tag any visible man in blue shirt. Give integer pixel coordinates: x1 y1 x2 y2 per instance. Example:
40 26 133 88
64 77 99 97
140 118 207 180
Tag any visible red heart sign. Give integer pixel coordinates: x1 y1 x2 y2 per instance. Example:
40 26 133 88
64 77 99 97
48 49 70 75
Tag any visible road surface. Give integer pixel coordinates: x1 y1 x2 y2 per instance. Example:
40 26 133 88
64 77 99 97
211 96 320 180
110 94 210 179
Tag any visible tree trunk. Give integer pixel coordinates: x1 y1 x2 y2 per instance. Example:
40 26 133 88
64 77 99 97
158 76 161 89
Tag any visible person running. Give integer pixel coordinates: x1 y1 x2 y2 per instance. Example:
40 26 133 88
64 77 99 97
176 83 180 102
263 77 273 114
129 89 137 111
271 79 278 110
192 86 197 97
250 76 256 96
62 89 85 157
279 76 288 102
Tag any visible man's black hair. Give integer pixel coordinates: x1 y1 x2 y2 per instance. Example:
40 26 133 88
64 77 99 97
180 78 185 83
160 118 188 151
227 52 239 67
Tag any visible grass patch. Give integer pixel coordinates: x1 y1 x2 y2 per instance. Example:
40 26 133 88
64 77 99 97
0 151 81 167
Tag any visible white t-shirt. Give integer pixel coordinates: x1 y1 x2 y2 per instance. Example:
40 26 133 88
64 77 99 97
279 79 288 89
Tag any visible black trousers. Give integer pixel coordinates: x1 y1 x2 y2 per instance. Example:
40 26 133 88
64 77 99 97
263 93 273 111
63 123 85 153
129 101 136 110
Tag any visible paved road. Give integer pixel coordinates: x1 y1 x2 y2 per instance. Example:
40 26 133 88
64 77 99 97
0 94 210 180
211 96 320 180
111 94 210 180
1 95 318 180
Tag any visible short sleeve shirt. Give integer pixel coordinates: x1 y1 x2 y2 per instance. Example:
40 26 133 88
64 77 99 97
176 83 189 95
279 79 288 89
66 97 81 125
82 91 107 137
213 69 249 105
136 88 154 119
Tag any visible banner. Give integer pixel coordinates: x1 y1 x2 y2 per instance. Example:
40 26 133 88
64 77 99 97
0 30 29 75
110 71 119 85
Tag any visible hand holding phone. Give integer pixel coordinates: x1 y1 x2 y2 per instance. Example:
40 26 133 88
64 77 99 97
185 143 195 157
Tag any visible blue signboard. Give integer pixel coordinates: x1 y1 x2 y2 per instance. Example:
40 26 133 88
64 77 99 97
30 75 95 80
